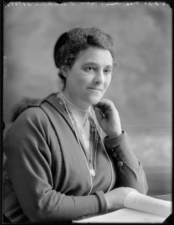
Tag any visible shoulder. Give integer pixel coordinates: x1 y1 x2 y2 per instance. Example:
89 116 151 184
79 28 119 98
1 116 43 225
19 106 48 125
6 93 59 137
3 106 54 153
5 107 48 141
12 93 58 125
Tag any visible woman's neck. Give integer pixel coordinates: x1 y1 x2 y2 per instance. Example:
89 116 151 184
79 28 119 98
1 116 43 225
61 90 90 124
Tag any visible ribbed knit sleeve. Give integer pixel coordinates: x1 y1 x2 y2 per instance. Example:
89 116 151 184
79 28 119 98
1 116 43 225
94 191 108 213
104 131 148 194
3 107 105 223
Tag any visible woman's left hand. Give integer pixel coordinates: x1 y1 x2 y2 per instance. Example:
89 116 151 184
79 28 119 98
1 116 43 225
93 99 122 138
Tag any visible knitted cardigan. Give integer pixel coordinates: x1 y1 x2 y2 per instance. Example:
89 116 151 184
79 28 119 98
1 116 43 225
3 93 148 223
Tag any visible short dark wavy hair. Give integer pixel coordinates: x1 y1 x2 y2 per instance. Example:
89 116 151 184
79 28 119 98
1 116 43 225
54 27 119 81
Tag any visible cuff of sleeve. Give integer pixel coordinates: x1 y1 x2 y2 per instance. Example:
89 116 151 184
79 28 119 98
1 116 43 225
94 191 108 214
104 130 127 149
105 130 141 168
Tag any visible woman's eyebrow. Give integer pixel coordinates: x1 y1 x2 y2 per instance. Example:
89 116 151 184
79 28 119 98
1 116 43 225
83 62 98 66
83 62 112 68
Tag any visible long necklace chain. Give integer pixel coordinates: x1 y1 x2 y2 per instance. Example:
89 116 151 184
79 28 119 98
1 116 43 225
77 115 89 134
58 92 113 192
61 92 96 177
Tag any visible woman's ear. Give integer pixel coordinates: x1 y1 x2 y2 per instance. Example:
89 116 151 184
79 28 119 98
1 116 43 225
61 66 69 78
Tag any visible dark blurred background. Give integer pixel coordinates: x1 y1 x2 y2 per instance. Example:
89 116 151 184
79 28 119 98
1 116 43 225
3 3 172 196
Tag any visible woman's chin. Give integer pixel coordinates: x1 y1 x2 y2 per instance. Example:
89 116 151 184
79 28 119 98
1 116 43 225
87 96 102 106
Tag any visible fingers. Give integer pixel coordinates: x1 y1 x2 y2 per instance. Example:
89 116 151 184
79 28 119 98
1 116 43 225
94 99 112 109
93 107 104 122
93 99 114 115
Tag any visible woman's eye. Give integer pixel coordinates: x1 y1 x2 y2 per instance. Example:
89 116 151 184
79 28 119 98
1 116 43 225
85 67 95 71
104 69 111 75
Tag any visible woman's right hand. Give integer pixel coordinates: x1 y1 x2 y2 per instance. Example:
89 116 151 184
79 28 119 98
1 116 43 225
104 187 138 212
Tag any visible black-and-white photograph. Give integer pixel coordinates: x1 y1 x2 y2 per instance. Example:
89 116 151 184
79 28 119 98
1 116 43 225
2 2 172 224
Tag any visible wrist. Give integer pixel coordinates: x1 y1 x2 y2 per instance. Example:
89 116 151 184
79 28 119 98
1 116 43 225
107 129 122 138
104 193 111 211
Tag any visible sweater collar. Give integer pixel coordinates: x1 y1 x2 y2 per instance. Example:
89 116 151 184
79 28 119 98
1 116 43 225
44 92 75 131
43 92 97 132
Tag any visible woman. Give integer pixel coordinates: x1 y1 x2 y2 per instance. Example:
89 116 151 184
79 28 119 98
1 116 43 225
3 27 148 223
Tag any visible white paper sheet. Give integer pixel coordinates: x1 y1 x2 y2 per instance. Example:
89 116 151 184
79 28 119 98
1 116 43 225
73 208 166 223
124 191 172 218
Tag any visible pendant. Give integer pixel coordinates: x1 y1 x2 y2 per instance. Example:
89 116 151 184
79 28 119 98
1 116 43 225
84 140 90 149
90 169 96 177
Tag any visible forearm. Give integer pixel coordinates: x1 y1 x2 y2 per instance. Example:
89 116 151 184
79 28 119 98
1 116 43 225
104 131 148 194
19 189 106 223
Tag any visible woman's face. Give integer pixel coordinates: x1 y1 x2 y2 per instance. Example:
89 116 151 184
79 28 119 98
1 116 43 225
62 47 113 107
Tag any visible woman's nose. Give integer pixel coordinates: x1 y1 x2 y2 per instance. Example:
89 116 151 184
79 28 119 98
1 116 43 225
94 70 105 85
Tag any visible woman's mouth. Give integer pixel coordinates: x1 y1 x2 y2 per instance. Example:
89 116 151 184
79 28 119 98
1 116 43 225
87 87 103 92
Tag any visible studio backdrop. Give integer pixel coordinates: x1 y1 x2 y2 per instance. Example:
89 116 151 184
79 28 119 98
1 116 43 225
3 2 172 196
